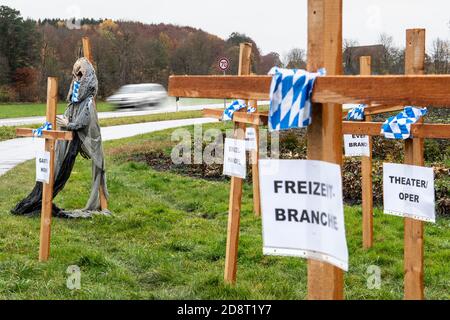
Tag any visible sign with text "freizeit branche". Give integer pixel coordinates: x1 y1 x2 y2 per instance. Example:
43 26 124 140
383 163 435 223
260 160 349 271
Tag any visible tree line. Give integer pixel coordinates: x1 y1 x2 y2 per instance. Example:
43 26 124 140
0 6 284 102
1 5 450 103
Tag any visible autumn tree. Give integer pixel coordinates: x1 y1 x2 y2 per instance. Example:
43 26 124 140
260 52 282 74
171 32 224 75
226 32 261 74
0 6 41 100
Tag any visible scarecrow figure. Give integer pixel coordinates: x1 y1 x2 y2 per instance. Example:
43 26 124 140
11 57 109 218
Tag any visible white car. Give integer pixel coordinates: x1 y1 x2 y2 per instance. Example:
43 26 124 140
107 83 167 108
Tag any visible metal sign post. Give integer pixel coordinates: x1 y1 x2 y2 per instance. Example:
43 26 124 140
219 57 230 108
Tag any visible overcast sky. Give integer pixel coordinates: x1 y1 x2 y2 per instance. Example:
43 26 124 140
3 0 450 55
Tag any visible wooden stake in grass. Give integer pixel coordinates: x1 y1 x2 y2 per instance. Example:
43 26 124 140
82 36 108 211
404 28 426 300
224 43 253 285
16 78 73 262
306 0 344 300
249 98 261 217
360 56 374 250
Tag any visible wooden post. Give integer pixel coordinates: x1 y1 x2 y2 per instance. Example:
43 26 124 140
82 37 93 63
82 37 108 211
306 0 344 300
360 56 374 249
39 77 58 262
404 28 426 300
248 69 261 217
224 43 252 284
250 98 261 217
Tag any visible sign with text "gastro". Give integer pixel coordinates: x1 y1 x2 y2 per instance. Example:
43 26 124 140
260 160 349 271
36 151 50 184
383 163 435 223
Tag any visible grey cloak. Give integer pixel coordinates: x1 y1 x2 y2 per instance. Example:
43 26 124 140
11 58 109 217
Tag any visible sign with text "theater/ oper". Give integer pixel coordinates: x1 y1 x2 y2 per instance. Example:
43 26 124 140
383 163 435 223
260 160 348 271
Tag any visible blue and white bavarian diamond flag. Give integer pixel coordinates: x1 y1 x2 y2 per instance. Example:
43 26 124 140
268 67 326 131
381 107 428 140
71 80 81 103
223 100 256 121
32 121 53 138
346 104 367 121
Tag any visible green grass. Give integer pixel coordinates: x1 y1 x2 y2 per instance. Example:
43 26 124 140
0 98 223 119
0 124 448 300
0 102 114 119
98 110 203 127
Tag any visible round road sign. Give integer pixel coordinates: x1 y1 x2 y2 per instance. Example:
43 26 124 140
218 57 230 71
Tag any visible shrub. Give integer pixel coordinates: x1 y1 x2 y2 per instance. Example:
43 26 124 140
0 85 15 102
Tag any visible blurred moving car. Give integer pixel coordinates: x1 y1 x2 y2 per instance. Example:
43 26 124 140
106 83 167 108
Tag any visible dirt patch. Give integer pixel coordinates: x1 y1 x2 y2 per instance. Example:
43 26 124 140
110 131 450 217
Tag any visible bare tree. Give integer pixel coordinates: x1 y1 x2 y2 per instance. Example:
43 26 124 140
343 39 360 74
378 33 404 74
430 38 450 74
283 48 306 69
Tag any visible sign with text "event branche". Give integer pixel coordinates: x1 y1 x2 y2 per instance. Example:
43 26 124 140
223 138 246 179
383 163 435 223
245 127 257 151
260 160 349 271
344 134 370 157
36 151 50 184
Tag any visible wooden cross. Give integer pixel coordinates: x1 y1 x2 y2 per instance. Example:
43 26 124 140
343 30 427 252
168 0 450 300
16 77 73 262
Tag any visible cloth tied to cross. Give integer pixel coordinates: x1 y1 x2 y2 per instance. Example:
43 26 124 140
71 80 81 103
32 121 53 137
268 67 326 132
381 106 428 140
222 100 256 121
346 104 367 121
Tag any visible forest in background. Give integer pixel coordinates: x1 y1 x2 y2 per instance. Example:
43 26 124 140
1 5 450 102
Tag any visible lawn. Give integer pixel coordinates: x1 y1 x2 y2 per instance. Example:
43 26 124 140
0 124 448 300
0 98 223 119
0 102 114 119
0 110 204 142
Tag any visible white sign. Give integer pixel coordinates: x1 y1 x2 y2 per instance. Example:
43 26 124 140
245 127 258 151
36 151 50 184
218 57 230 71
344 134 370 157
223 138 246 179
260 159 349 271
383 163 435 223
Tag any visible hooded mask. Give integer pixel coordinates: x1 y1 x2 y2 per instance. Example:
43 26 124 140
67 57 98 103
